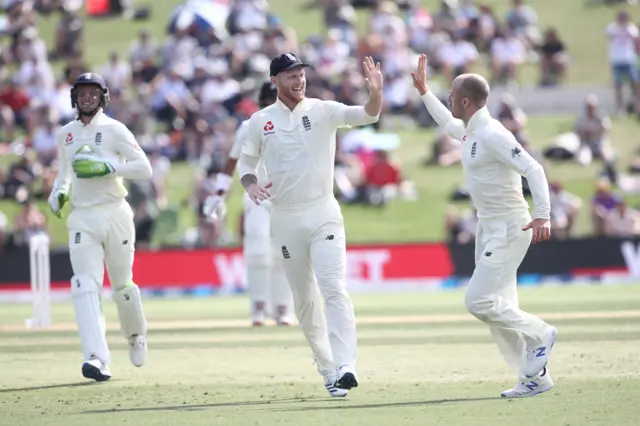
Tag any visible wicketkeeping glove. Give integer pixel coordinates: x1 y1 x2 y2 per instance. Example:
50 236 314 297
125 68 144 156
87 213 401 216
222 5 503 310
203 195 227 221
48 186 69 219
72 146 115 178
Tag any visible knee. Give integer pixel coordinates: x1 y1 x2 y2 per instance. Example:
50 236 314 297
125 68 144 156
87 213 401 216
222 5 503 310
70 275 100 296
465 293 495 320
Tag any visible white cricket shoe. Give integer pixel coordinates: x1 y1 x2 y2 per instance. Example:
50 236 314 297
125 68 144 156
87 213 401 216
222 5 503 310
82 357 111 382
334 365 359 390
128 335 147 367
524 326 557 377
501 367 553 398
324 371 348 397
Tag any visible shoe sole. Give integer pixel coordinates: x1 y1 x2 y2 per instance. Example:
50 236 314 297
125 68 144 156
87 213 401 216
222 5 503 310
335 372 358 390
82 363 111 382
501 384 553 398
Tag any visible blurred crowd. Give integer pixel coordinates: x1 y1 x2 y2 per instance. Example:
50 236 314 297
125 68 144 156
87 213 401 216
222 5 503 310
0 0 639 251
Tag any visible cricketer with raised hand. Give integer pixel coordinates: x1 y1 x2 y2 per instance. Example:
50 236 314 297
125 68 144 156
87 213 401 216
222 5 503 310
237 53 382 397
411 54 558 398
49 72 152 382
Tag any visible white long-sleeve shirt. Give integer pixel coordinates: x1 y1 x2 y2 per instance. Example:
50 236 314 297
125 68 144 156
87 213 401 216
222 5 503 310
229 119 268 185
421 91 550 220
55 109 152 208
238 97 379 208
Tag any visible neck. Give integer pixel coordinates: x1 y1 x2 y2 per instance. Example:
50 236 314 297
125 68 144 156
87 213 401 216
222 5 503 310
462 105 483 126
278 94 302 111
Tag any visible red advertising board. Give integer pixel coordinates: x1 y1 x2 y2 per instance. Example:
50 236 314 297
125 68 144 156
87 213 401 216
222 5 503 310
99 243 454 291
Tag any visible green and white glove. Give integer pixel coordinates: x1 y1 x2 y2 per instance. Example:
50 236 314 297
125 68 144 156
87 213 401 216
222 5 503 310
72 146 115 178
48 183 69 219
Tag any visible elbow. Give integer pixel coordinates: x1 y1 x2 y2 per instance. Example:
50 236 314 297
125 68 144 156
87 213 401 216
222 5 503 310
141 161 153 180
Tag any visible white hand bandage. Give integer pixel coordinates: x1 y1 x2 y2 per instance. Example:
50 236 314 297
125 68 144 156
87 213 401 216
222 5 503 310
203 195 227 220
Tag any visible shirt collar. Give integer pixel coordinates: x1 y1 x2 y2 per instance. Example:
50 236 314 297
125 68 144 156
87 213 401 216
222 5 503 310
275 97 311 114
466 106 491 131
77 108 103 126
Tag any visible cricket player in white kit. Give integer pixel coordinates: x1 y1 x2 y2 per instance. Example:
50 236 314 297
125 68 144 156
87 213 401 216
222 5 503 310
48 73 152 382
236 53 383 397
411 55 558 398
203 82 294 326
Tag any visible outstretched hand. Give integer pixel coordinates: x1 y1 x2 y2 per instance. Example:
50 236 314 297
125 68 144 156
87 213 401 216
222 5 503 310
410 54 429 96
362 56 383 92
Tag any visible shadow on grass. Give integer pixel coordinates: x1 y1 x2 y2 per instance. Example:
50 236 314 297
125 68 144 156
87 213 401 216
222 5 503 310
82 396 500 414
273 396 501 411
82 397 334 414
0 381 97 393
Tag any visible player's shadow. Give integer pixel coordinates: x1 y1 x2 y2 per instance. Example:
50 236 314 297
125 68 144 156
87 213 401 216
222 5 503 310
0 382 96 393
82 397 334 414
274 396 500 411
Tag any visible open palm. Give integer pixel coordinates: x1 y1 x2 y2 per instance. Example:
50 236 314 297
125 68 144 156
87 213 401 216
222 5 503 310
363 56 383 92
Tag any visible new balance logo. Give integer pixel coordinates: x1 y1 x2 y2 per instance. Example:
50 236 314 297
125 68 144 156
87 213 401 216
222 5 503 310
536 347 546 357
525 381 539 391
326 234 334 240
124 294 130 301
74 232 81 244
282 246 290 259
511 147 522 158
302 115 311 131
76 279 81 288
484 251 492 257
122 240 128 245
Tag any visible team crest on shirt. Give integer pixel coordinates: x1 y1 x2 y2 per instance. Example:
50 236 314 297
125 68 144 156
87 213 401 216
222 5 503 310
470 141 477 158
95 132 102 145
263 121 275 135
511 147 522 158
302 115 311 131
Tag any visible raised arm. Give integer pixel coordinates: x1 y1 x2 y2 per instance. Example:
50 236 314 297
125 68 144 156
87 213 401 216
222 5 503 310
411 54 465 141
326 56 382 128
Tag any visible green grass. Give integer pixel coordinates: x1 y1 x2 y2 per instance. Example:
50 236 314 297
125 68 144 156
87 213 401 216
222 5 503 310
1 285 639 425
1 1 640 247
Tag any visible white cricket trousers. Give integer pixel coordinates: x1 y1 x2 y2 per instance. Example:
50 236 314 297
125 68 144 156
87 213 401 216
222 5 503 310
67 199 135 289
270 197 356 376
464 212 552 378
243 196 293 320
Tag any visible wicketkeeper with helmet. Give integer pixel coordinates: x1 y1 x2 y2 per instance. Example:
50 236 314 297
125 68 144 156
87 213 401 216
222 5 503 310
48 72 152 382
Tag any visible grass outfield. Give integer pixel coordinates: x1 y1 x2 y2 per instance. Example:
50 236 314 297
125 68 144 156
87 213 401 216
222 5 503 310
1 1 640 247
1 284 640 425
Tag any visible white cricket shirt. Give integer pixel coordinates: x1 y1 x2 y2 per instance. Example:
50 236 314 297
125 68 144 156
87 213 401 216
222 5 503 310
421 91 550 220
55 109 152 208
240 97 378 208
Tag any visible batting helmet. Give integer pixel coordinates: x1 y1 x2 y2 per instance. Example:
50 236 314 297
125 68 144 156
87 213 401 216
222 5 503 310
71 73 110 109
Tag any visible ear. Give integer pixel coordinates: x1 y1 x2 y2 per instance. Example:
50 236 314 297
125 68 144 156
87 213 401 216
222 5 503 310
270 76 278 87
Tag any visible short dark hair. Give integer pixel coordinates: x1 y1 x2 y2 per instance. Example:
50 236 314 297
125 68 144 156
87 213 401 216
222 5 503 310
459 75 490 107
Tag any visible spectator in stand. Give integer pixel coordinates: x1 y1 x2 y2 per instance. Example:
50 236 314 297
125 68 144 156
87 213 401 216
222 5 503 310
537 27 568 87
490 27 526 87
574 95 617 183
363 149 403 206
12 197 47 247
591 180 623 236
504 0 540 49
0 77 31 142
604 199 640 237
605 10 640 116
437 30 479 84
549 182 582 240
